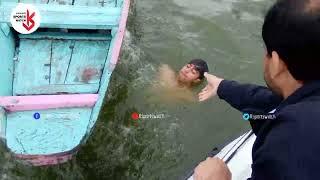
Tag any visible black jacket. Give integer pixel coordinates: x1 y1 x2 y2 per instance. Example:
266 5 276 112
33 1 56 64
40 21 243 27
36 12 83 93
217 80 320 180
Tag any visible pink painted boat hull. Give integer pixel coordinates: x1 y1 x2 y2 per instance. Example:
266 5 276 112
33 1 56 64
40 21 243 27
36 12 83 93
14 146 79 166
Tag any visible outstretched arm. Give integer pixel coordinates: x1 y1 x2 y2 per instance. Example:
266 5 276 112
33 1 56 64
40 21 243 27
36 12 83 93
198 73 282 113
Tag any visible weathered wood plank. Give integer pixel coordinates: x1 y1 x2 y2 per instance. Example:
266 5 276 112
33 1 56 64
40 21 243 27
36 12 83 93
0 107 6 140
0 94 98 112
116 0 123 7
50 40 73 84
0 3 120 29
47 0 72 5
13 40 51 95
87 37 113 132
18 0 49 3
0 23 10 36
6 108 92 154
0 24 15 96
74 0 116 7
13 39 106 95
65 40 110 84
19 32 112 41
14 83 100 95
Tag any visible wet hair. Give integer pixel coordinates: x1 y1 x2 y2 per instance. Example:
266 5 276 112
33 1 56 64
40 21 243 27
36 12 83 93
188 59 209 79
262 0 320 81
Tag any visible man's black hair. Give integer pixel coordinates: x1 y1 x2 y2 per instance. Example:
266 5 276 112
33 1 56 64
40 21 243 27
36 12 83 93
262 0 320 81
188 59 209 79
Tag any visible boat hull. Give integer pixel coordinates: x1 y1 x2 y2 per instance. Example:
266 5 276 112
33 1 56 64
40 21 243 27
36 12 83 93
0 0 130 166
14 147 78 166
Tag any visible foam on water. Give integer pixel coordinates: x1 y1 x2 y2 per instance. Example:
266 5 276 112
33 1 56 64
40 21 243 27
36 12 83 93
119 30 157 88
173 0 239 17
240 12 263 21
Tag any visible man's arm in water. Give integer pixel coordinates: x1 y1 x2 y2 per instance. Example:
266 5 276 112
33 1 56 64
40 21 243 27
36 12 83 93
199 73 282 113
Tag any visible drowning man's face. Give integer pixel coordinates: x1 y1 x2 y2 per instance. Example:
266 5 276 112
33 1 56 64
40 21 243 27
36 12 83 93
177 64 201 85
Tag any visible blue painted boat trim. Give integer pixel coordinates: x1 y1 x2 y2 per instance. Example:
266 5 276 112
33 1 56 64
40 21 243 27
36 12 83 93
14 84 100 95
85 0 130 136
0 23 10 37
0 23 15 96
0 3 121 29
19 32 113 41
86 36 115 133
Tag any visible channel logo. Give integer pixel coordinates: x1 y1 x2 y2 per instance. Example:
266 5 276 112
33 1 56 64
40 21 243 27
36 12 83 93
242 113 250 120
10 3 41 34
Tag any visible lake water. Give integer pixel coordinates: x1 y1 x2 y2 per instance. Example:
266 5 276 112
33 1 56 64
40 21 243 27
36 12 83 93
0 0 274 179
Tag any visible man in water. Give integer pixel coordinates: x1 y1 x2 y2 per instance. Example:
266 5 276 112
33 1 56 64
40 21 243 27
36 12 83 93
151 59 209 102
194 0 320 179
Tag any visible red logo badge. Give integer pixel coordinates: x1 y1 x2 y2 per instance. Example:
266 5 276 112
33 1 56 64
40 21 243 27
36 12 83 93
10 4 41 34
22 9 35 31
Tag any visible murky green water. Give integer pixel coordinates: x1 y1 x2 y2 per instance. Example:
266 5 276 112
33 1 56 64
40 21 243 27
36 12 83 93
0 0 274 179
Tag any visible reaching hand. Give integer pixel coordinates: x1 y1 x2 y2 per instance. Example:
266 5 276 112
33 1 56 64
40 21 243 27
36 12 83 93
194 157 231 180
198 72 224 102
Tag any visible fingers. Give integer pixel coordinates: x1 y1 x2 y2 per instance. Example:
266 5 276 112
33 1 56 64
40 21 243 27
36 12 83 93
198 91 206 97
198 86 216 101
198 88 208 97
199 87 208 96
199 93 210 102
199 96 208 102
201 86 209 92
199 84 212 95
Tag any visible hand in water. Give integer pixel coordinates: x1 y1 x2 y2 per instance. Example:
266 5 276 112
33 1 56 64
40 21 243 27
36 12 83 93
198 72 224 102
194 157 231 180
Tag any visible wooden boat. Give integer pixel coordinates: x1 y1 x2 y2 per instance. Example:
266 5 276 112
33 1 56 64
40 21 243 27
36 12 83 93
0 0 130 166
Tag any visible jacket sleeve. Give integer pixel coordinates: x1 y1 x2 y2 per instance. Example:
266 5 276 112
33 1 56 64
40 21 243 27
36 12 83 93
217 80 283 113
249 112 315 180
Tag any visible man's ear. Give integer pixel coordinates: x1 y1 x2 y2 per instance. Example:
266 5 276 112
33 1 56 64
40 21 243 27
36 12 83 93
270 51 286 79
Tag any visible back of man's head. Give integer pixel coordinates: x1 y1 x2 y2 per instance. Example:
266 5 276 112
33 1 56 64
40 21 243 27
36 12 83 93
262 0 320 82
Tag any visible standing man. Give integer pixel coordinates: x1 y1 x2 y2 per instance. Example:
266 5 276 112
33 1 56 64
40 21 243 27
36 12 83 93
195 0 320 179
